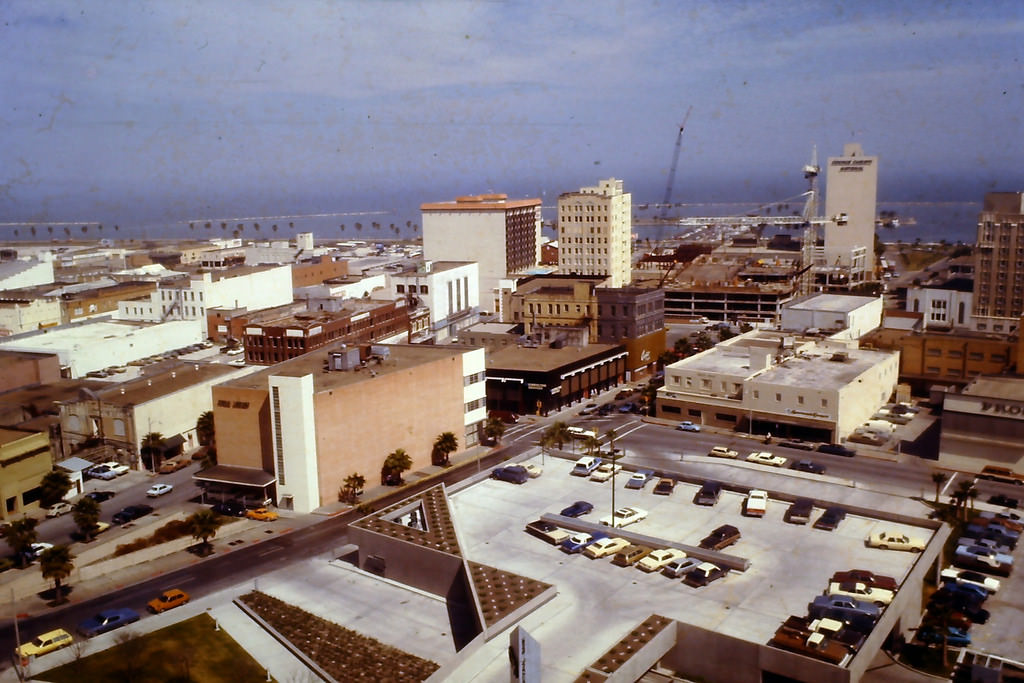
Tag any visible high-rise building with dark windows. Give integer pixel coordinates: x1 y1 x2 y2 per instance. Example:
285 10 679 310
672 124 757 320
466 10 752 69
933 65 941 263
973 192 1024 333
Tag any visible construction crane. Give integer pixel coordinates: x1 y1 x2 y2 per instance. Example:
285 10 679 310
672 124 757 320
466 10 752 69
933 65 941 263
659 106 693 219
802 145 820 221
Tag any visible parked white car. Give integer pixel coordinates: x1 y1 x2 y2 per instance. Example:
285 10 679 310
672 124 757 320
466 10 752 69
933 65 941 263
826 581 894 606
746 451 788 467
521 463 543 478
46 502 74 518
146 483 174 498
590 463 623 482
636 548 687 572
866 530 926 552
99 461 130 476
940 567 1000 594
600 506 648 528
707 446 739 459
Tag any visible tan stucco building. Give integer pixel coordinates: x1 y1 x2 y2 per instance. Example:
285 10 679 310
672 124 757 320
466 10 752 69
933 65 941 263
0 428 53 522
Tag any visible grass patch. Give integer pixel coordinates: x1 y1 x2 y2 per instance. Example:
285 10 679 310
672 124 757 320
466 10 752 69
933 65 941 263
39 613 273 683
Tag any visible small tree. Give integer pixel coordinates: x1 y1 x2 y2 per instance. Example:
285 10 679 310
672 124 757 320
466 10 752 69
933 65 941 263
188 509 223 556
39 545 74 605
583 435 601 458
931 471 948 504
141 432 166 471
3 517 39 568
339 473 367 503
382 448 412 485
431 432 458 467
196 411 215 447
73 497 102 542
483 417 506 445
544 422 571 452
39 470 72 508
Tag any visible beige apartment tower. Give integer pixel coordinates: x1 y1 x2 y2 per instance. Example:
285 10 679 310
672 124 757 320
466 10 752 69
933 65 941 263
557 178 632 288
823 143 877 281
973 191 1024 333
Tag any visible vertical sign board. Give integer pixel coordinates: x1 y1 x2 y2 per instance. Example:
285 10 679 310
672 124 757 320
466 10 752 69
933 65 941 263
509 625 541 683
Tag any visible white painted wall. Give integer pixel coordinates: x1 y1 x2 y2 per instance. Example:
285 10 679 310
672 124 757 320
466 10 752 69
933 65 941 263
0 259 54 291
906 287 973 330
269 374 320 514
0 298 62 335
423 211 507 313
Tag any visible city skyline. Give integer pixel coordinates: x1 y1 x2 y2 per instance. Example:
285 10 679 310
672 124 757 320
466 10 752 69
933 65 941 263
2 1 1023 231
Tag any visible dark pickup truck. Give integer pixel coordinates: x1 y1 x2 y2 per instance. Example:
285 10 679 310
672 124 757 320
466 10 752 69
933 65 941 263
698 524 741 550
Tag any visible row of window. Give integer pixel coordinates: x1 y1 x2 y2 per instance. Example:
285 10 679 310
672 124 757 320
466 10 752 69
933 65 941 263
465 398 485 413
464 371 485 386
396 284 429 294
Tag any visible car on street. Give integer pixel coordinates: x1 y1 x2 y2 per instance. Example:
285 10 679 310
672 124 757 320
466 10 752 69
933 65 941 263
246 507 279 522
693 480 722 506
560 531 608 554
85 490 116 503
599 506 648 528
583 536 630 559
699 524 741 550
653 478 676 496
146 483 174 497
579 402 598 415
676 421 701 432
112 504 154 525
830 569 898 591
618 402 636 413
46 502 74 518
988 494 1019 508
559 500 594 518
16 629 74 658
785 498 815 525
940 567 1000 594
866 530 925 552
86 464 117 480
211 499 247 517
662 556 702 579
624 470 655 489
590 462 623 482
70 521 111 542
916 626 971 647
707 446 739 459
827 581 894 606
817 443 856 457
814 507 847 531
636 548 687 572
791 460 826 475
778 439 815 451
524 520 570 545
683 562 729 587
491 465 529 484
77 608 140 637
746 451 788 467
521 463 543 478
159 458 189 474
147 588 190 613
25 542 54 562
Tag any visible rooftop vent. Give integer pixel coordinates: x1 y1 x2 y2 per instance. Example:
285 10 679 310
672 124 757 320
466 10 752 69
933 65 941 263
829 352 849 362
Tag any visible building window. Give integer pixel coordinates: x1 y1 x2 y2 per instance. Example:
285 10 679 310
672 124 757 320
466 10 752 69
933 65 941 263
113 419 126 437
821 398 828 408
715 413 737 423
797 396 804 405
661 405 681 414
419 285 428 294
397 284 405 293
775 393 781 402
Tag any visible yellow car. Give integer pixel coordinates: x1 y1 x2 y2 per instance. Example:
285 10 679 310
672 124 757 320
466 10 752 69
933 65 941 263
147 588 190 614
17 629 74 658
246 507 279 522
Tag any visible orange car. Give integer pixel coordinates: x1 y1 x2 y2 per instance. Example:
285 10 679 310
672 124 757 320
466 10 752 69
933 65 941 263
246 507 279 522
147 588 190 614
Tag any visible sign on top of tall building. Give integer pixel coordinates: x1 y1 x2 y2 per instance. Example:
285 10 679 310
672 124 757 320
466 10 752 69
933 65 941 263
823 144 877 280
421 193 542 315
557 178 632 288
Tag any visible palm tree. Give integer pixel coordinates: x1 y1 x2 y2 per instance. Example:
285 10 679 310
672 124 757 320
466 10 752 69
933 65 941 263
39 470 72 508
2 517 39 568
483 417 506 445
955 480 976 520
196 411 215 447
140 432 166 471
432 432 458 467
544 421 571 453
931 471 948 504
39 545 75 604
339 473 366 503
583 435 601 458
382 448 412 485
188 509 222 556
605 428 618 460
73 497 101 542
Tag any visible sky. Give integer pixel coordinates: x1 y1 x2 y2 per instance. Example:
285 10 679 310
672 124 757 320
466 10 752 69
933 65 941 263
2 0 1022 234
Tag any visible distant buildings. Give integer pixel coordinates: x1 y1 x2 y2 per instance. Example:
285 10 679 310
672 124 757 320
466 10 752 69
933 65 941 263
973 191 1024 333
386 261 479 343
557 178 632 288
421 194 542 316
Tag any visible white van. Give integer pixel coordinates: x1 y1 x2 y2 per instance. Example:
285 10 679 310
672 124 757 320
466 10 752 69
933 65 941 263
861 419 895 436
566 426 597 440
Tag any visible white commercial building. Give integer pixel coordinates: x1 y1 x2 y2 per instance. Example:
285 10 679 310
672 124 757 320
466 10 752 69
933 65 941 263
0 318 202 377
117 264 293 335
557 178 632 288
296 273 388 306
822 143 877 281
657 330 899 443
0 297 62 336
780 293 883 340
421 194 542 316
906 279 974 330
384 261 480 343
245 232 324 265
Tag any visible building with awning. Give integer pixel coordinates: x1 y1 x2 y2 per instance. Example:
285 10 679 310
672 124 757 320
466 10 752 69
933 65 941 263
192 464 276 508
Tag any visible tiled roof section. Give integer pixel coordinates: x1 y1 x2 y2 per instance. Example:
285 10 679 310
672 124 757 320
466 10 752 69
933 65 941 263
468 562 553 628
576 614 675 680
351 485 461 556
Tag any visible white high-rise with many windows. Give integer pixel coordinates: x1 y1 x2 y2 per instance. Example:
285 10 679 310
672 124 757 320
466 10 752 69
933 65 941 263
557 178 632 288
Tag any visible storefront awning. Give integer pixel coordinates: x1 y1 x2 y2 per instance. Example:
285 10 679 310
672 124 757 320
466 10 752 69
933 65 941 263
193 465 275 488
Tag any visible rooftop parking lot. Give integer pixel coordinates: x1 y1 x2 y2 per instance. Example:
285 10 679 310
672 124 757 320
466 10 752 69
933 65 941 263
447 452 939 680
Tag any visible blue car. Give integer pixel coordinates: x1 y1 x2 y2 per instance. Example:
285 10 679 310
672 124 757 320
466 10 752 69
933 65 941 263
560 531 608 554
491 466 529 484
560 500 594 518
78 608 140 637
676 421 701 432
624 470 655 489
917 625 971 647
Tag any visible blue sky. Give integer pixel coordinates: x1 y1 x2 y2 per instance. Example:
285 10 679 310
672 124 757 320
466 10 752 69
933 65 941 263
2 1 1022 230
